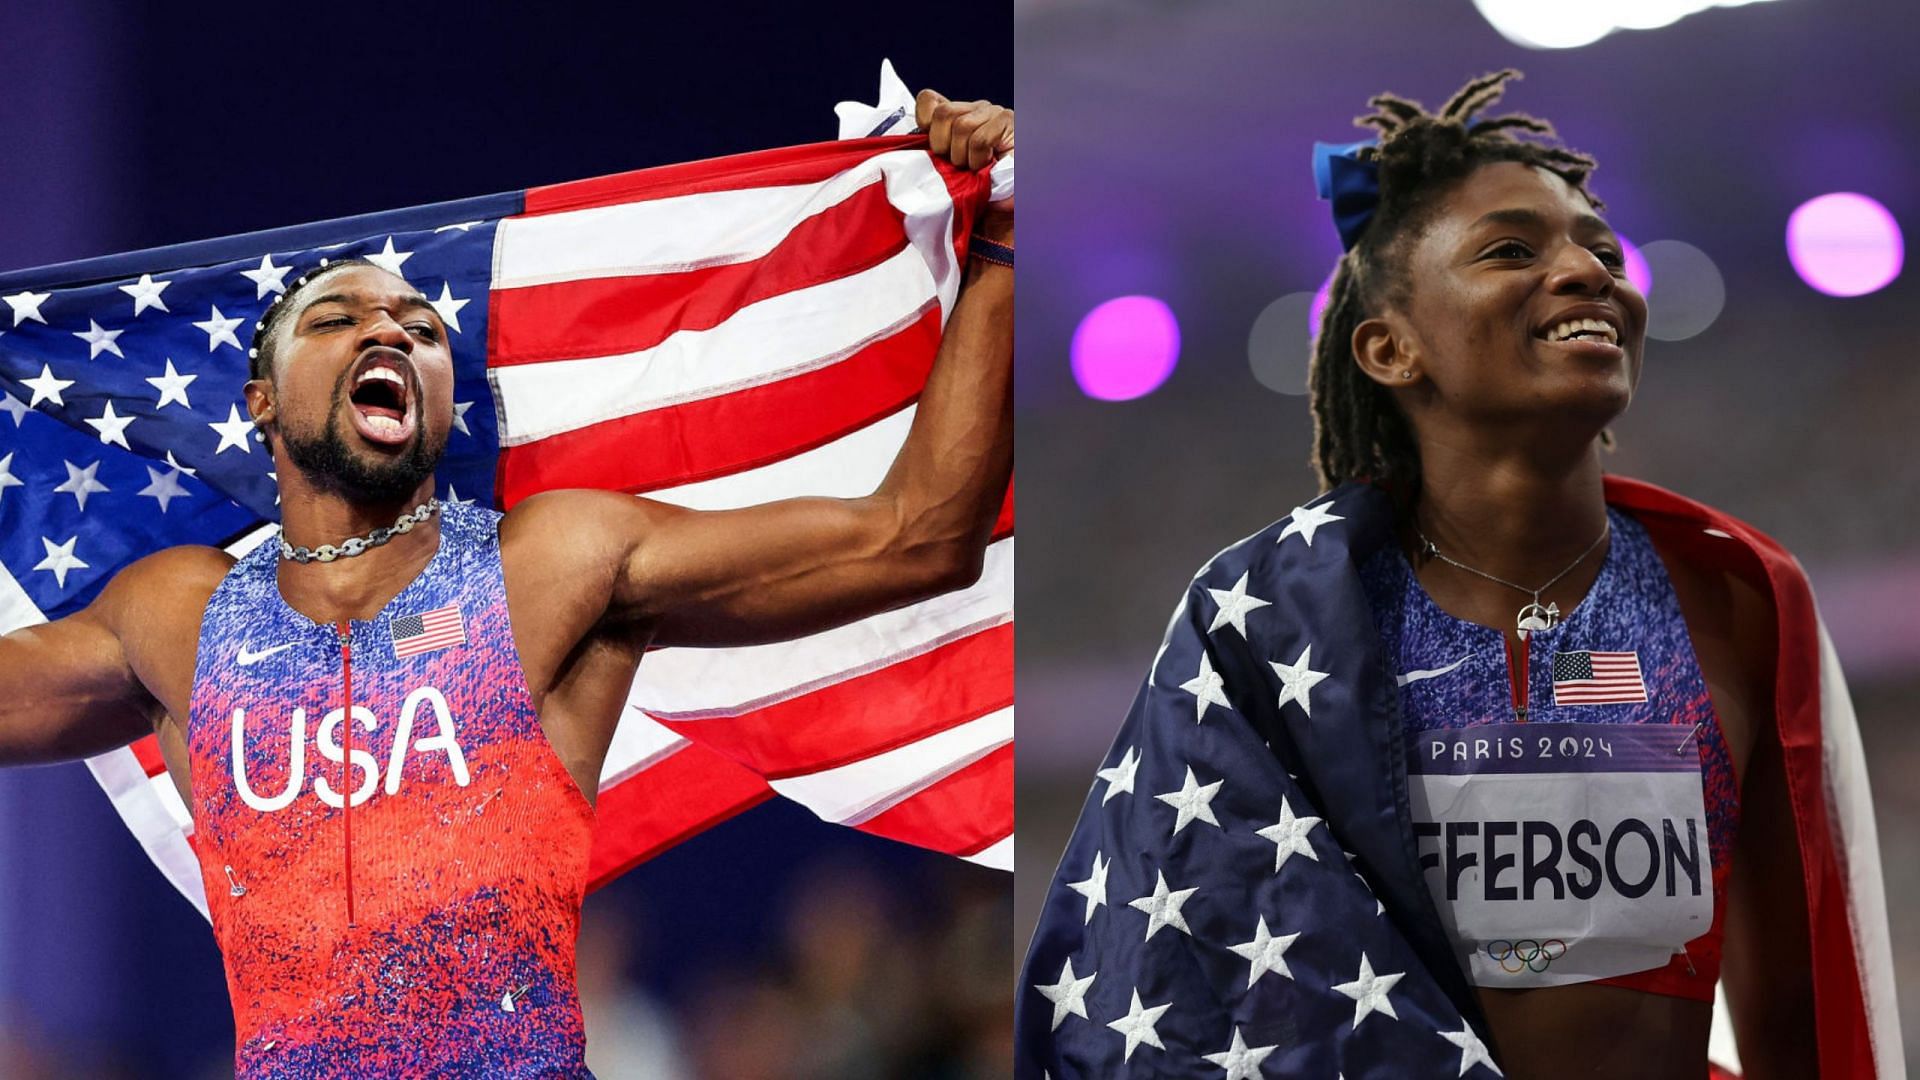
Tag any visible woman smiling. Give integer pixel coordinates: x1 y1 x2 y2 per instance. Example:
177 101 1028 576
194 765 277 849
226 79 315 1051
1018 71 1896 1080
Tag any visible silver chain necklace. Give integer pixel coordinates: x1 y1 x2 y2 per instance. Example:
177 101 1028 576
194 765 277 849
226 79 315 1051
279 498 440 564
1416 519 1610 635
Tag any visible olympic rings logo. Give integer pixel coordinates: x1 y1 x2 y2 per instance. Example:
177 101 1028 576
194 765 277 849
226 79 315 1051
1485 938 1568 974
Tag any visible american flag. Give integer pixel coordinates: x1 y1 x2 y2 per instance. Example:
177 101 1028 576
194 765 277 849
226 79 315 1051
391 604 467 659
1019 478 1900 1077
1019 491 1503 1078
0 108 1012 918
1552 649 1647 705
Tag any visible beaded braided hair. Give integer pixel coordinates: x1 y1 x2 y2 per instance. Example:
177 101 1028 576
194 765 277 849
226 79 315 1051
246 256 383 383
1307 70 1605 493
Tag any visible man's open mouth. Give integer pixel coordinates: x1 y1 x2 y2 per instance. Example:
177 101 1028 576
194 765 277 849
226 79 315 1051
346 351 417 446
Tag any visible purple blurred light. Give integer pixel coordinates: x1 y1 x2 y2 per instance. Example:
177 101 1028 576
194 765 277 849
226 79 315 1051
1071 295 1181 401
1621 236 1651 296
1786 193 1904 297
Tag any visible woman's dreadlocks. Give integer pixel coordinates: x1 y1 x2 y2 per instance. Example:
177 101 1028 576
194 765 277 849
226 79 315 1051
1307 69 1603 492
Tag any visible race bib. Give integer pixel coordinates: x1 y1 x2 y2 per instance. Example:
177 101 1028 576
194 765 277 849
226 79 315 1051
1408 722 1713 988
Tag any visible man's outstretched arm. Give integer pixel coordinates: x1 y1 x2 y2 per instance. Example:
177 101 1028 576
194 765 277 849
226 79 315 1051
0 547 227 765
507 92 1013 649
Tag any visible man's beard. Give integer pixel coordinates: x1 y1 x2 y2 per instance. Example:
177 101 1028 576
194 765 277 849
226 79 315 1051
281 406 443 504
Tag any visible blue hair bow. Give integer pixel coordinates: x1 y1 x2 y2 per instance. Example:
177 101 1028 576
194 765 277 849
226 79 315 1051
1312 139 1380 251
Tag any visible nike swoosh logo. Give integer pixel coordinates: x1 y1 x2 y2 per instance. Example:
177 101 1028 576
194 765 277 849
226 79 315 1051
1395 653 1471 687
237 642 295 666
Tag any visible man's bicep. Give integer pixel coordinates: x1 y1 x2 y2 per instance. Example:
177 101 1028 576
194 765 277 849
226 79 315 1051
0 602 159 765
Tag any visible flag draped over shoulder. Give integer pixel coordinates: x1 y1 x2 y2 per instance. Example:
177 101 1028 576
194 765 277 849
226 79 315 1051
0 131 1012 920
1017 477 1899 1079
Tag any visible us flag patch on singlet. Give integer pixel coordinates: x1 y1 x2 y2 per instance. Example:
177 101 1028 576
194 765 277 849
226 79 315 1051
1552 650 1647 705
392 604 467 658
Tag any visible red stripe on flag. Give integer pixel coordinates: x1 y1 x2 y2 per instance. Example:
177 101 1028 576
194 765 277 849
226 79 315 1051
853 742 1013 856
492 181 908 367
132 733 168 779
523 136 978 216
495 305 942 505
585 743 773 891
653 622 1012 778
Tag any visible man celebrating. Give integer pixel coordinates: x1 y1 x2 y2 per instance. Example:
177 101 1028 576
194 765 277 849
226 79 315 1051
0 91 1011 1077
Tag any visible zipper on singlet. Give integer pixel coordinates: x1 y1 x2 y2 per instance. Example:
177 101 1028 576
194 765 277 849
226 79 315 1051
1504 631 1531 722
337 620 358 929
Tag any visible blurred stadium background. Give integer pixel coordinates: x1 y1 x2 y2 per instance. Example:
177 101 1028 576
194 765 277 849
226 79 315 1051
1012 0 1920 1070
0 3 1011 1076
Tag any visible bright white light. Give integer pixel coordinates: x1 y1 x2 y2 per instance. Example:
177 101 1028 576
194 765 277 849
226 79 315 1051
1473 0 1782 50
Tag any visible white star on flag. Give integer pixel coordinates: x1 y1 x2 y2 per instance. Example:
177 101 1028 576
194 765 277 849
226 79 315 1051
4 289 51 326
119 273 171 316
451 399 474 436
84 401 137 449
1154 766 1224 835
1127 870 1198 942
430 282 470 333
1270 643 1331 718
1105 989 1170 1063
1438 1023 1503 1076
0 393 27 426
1178 651 1230 723
240 253 292 298
1202 1027 1279 1080
1256 796 1322 873
365 236 414 277
1034 957 1096 1032
0 452 23 502
193 306 245 352
1227 915 1300 986
209 403 255 454
1065 851 1109 925
146 359 197 409
74 319 125 359
33 536 88 589
1331 952 1404 1029
138 466 190 513
53 459 109 511
433 220 483 233
164 450 197 477
1206 571 1272 638
22 365 73 407
444 484 475 507
1278 499 1344 547
1096 745 1140 804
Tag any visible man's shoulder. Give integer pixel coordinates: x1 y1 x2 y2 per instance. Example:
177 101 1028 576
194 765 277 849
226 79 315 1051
498 489 679 561
114 544 236 599
85 544 236 651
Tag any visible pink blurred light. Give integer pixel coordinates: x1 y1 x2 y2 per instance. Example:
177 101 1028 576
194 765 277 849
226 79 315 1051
1786 193 1904 297
1071 295 1181 401
1309 271 1335 336
1621 236 1651 296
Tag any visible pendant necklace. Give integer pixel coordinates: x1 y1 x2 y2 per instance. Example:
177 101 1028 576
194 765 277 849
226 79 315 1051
1415 518 1610 637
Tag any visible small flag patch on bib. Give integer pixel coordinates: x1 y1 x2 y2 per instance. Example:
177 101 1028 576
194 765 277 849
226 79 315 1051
392 604 466 658
1552 650 1646 705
